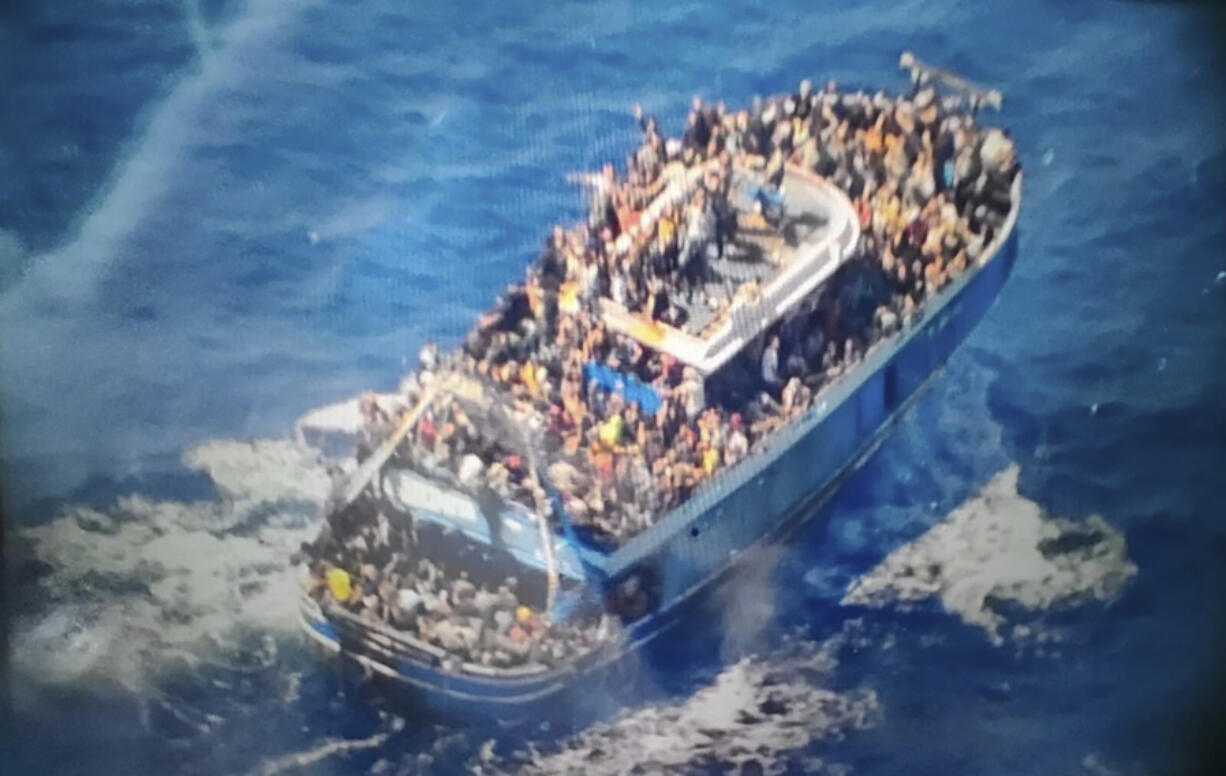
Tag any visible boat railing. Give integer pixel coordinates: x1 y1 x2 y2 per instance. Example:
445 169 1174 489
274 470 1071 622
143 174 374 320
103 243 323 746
315 595 449 663
303 585 617 681
459 660 551 679
696 165 859 368
598 163 860 376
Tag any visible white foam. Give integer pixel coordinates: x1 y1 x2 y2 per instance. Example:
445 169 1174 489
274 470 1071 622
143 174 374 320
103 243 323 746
185 436 331 505
843 465 1137 644
248 729 395 776
10 438 328 696
1081 752 1124 776
709 544 787 662
482 623 879 775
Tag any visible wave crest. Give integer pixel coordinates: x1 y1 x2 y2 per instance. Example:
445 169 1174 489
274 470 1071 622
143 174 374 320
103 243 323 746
10 438 328 695
843 465 1137 644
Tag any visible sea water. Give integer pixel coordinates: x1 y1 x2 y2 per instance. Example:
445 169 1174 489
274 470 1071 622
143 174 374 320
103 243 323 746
3 1 1225 773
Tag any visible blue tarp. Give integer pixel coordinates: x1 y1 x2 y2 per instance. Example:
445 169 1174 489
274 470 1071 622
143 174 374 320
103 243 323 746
582 362 662 415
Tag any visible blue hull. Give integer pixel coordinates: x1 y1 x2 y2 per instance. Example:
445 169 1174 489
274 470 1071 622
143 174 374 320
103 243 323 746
302 186 1021 723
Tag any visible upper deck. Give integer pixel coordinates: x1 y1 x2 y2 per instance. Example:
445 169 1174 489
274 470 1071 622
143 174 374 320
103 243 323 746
599 165 859 375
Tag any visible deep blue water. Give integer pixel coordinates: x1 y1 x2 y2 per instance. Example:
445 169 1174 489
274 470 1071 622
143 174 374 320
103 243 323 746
3 0 1226 774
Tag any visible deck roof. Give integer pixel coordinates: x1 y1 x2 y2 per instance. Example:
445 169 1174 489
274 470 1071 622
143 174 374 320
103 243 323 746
599 165 860 376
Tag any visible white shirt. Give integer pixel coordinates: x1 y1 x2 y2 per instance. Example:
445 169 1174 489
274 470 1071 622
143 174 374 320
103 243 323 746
682 375 705 418
397 588 422 614
419 344 437 371
611 273 627 305
457 453 484 485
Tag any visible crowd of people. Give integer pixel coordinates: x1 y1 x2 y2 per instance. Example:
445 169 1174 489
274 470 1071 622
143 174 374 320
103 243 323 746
305 493 612 670
312 77 1019 635
376 78 1018 546
305 76 1019 672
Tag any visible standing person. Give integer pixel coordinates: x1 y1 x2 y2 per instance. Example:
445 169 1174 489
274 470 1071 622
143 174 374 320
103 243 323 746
684 96 712 154
761 335 782 395
588 163 621 237
418 341 439 386
358 392 391 462
679 367 706 422
710 157 735 260
725 414 749 466
680 190 712 300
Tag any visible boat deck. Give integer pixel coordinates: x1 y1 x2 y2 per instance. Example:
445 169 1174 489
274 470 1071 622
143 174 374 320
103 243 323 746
673 168 835 336
599 166 858 374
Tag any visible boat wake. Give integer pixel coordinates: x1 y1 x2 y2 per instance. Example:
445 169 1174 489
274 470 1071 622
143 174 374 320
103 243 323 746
462 621 879 776
842 464 1137 645
11 413 882 773
8 423 1134 774
8 373 1132 774
9 437 328 699
245 726 397 776
0 0 307 314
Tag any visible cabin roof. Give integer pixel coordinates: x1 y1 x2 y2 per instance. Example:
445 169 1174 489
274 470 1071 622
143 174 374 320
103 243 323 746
598 165 860 376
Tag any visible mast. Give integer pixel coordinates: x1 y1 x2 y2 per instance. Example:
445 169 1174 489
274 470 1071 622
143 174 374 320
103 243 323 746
530 475 560 617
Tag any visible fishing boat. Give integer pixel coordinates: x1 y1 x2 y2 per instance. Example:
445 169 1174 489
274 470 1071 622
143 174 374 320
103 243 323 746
297 53 1022 721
